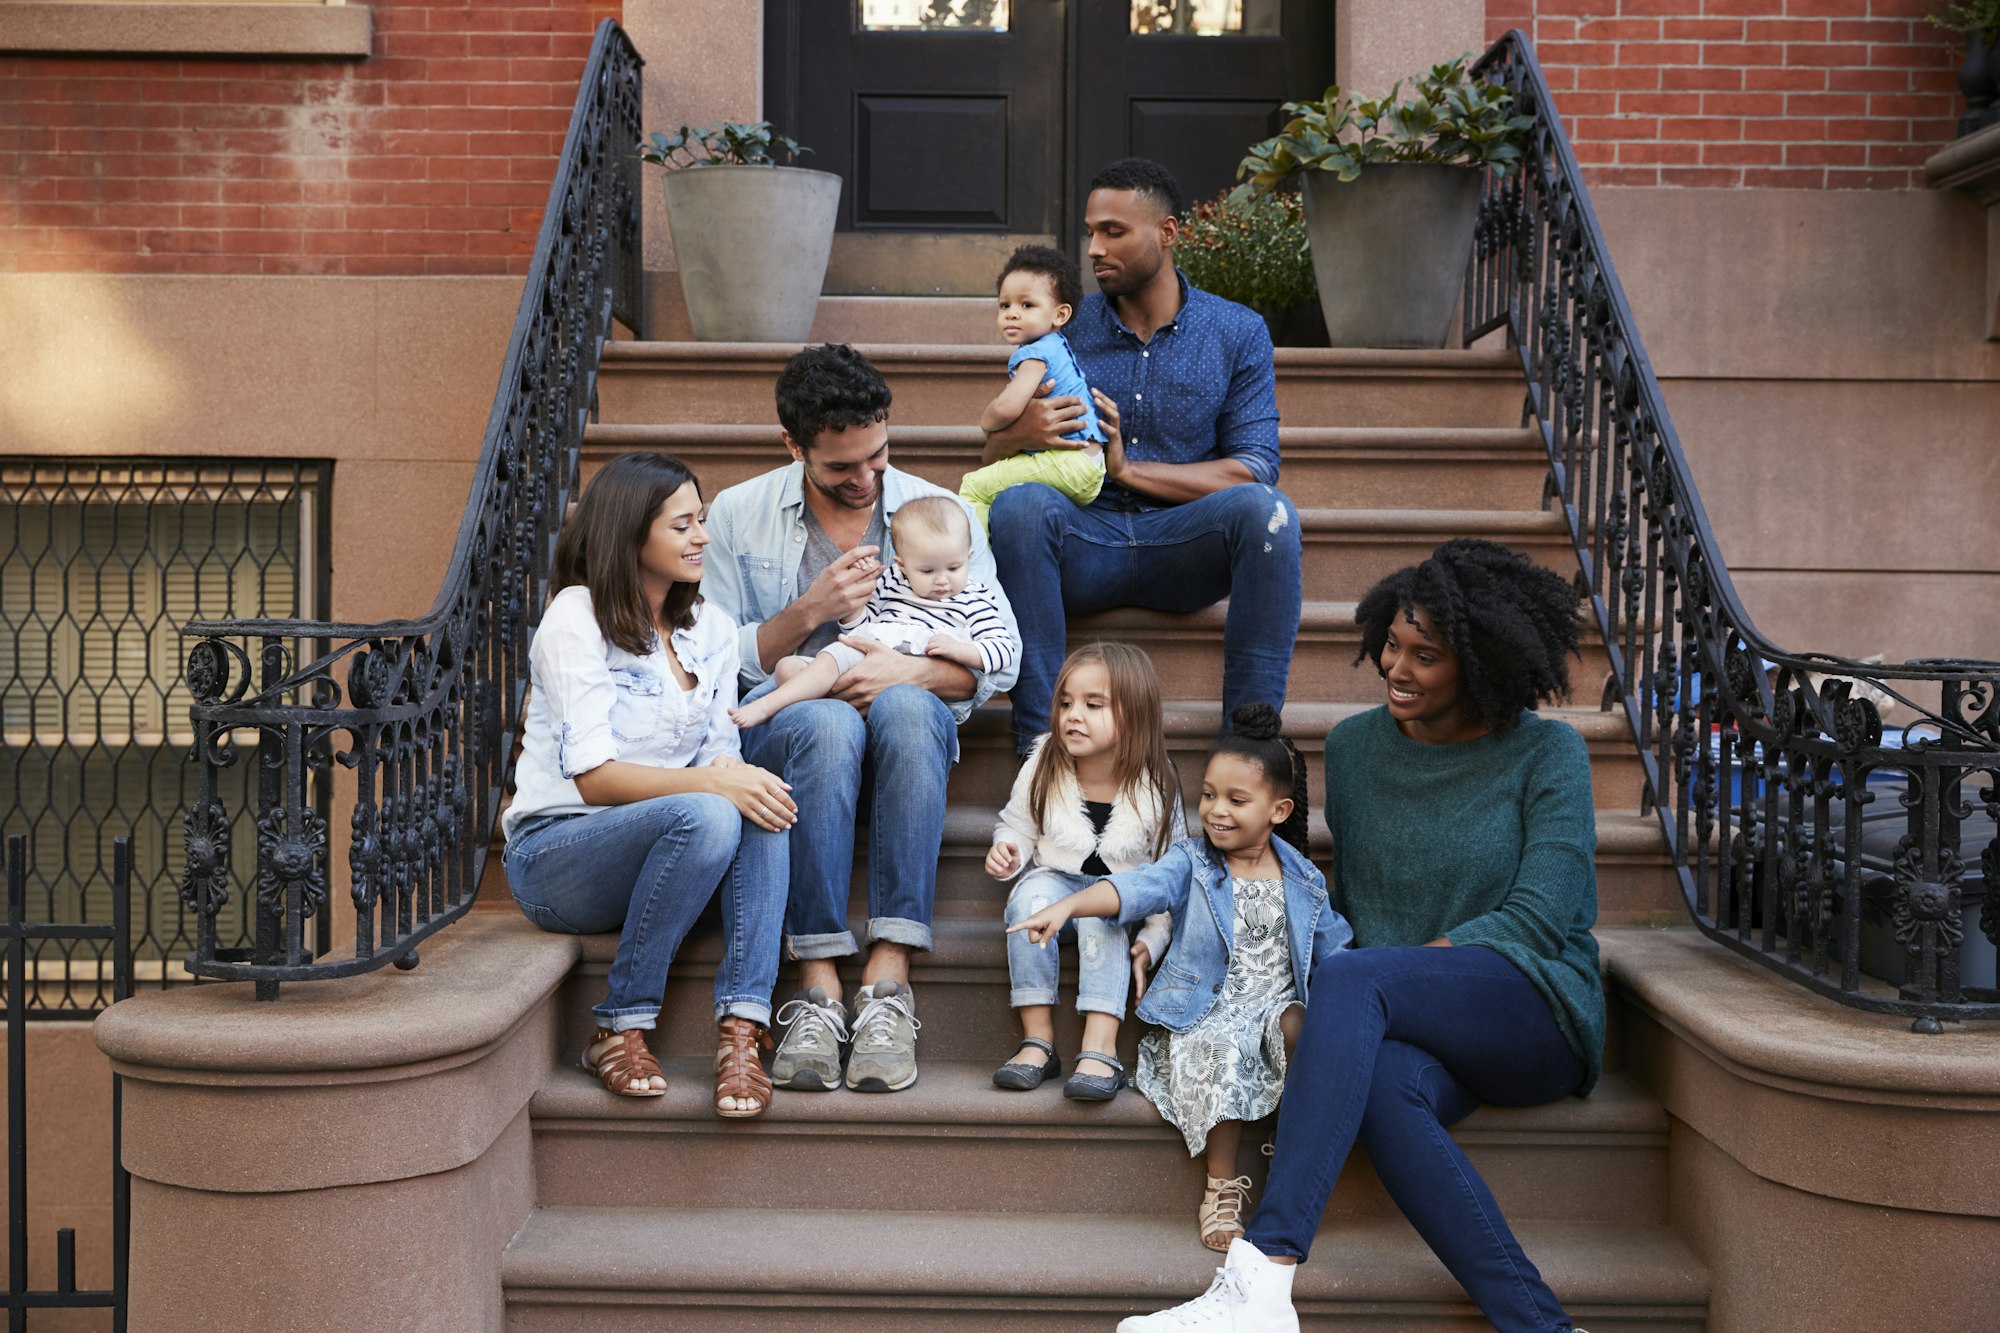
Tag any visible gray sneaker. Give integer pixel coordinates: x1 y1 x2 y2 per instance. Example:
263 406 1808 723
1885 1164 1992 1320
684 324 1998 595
769 987 849 1091
845 980 920 1092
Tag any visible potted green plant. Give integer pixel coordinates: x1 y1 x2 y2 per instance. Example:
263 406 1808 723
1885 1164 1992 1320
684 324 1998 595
641 121 841 342
1931 2 2000 136
1175 189 1325 346
1232 57 1533 349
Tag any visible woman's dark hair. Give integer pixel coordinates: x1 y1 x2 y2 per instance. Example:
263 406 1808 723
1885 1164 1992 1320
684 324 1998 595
1208 702 1310 858
999 243 1083 310
774 343 893 450
552 452 703 655
1087 156 1185 217
1354 537 1583 732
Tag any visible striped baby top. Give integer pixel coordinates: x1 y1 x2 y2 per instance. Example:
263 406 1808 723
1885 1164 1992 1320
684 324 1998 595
841 565 1019 676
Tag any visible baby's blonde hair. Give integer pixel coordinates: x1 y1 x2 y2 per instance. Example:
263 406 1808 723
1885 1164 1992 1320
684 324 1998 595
890 495 971 550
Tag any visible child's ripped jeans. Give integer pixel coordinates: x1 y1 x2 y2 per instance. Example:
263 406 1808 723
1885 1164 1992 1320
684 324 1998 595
1003 868 1134 1018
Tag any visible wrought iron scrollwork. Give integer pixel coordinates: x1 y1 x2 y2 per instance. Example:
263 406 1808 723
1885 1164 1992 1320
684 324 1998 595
1469 31 2000 1024
176 21 645 993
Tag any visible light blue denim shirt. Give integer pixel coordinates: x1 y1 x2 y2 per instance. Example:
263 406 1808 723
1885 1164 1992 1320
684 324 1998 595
1110 835 1353 1033
700 461 1020 724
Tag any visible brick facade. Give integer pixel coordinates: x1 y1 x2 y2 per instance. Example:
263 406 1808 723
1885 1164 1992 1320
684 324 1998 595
1485 1 1966 187
0 1 617 275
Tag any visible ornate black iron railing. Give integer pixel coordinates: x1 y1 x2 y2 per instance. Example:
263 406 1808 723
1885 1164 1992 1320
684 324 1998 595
179 21 644 996
1468 32 2000 1027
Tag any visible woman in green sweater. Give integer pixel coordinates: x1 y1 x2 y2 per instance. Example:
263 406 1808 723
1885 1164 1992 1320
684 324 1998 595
1121 539 1599 1333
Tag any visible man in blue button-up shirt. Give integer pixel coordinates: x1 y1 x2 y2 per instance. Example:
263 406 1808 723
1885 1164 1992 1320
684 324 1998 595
986 158 1303 754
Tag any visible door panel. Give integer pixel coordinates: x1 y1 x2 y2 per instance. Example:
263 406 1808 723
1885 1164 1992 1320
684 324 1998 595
855 95 1012 226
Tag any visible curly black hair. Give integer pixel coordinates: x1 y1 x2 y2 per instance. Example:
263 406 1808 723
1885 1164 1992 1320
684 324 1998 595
1208 702 1310 859
1354 538 1583 733
998 243 1083 311
774 343 892 450
1087 156 1185 218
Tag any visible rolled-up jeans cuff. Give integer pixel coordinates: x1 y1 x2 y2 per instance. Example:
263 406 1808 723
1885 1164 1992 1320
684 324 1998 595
786 929 857 961
866 916 933 951
593 1005 659 1033
715 999 773 1028
1077 995 1127 1020
1009 986 1059 1009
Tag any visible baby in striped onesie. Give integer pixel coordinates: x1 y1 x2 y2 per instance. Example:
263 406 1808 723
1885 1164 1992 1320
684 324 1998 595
728 496 1018 730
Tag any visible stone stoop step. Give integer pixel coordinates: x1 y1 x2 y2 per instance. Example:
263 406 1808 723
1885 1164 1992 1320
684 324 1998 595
527 1060 1669 1226
501 1207 1708 1332
596 343 1530 431
584 422 1553 513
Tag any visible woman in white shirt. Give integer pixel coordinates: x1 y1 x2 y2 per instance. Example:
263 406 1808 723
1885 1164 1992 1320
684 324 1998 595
502 452 796 1115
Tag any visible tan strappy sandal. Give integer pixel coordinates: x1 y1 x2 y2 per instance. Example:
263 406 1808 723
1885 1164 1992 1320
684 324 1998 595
1200 1173 1254 1252
714 1016 774 1119
581 1027 666 1098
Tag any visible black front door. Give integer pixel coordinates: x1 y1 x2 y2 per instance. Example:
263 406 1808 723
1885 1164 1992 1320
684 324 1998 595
765 1 1335 295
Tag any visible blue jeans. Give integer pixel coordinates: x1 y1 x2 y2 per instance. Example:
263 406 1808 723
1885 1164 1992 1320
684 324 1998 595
1246 946 1586 1333
1003 869 1133 1018
738 684 957 958
503 793 787 1032
988 481 1303 750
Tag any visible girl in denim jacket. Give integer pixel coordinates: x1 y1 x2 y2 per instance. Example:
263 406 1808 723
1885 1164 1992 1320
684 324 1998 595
1010 703 1353 1252
987 643 1180 1101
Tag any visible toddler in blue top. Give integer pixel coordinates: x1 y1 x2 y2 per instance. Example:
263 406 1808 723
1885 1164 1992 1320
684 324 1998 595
958 244 1108 533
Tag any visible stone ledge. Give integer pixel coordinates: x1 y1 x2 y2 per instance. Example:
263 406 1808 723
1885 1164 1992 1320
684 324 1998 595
1605 926 2000 1218
1925 120 2000 340
0 3 372 58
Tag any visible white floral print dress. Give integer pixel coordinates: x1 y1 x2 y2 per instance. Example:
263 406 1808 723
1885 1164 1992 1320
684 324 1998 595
1134 876 1300 1156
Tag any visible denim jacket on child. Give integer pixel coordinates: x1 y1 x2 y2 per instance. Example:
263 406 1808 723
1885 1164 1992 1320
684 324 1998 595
1109 836 1353 1033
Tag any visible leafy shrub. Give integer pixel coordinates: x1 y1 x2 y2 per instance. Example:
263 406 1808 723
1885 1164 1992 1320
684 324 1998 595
1175 189 1316 313
1233 56 1532 199
641 121 810 170
1930 1 2000 35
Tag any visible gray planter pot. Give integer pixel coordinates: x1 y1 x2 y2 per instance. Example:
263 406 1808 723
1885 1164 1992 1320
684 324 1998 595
662 165 842 342
1301 164 1485 349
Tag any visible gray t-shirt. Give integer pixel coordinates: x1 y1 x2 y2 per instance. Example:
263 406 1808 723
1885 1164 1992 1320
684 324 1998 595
795 499 887 659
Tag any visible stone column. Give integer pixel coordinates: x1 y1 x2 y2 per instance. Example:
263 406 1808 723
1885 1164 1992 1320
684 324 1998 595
1335 0 1488 96
1926 120 2000 340
94 917 577 1332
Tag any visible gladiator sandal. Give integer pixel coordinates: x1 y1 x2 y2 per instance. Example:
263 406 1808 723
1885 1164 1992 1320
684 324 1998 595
714 1016 775 1119
1199 1173 1254 1253
580 1028 667 1098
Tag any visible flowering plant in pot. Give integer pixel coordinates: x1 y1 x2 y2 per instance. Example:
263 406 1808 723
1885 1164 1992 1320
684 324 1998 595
1930 1 2000 136
1175 189 1325 346
1231 57 1533 348
640 120 841 342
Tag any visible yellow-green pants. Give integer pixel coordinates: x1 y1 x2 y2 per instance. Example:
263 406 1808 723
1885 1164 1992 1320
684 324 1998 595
959 449 1106 533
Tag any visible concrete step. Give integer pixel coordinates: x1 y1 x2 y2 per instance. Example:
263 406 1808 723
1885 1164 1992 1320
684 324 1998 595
569 892 1678 1069
1293 507 1573 597
596 343 1527 431
949 700 1645 813
583 422 1551 514
527 1060 1668 1226
502 1205 1708 1331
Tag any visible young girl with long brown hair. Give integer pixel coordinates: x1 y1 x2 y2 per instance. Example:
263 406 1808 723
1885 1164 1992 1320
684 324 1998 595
987 643 1181 1101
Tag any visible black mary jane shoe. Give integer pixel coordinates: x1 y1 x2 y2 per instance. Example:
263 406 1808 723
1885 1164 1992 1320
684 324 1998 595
1063 1051 1126 1102
992 1037 1061 1090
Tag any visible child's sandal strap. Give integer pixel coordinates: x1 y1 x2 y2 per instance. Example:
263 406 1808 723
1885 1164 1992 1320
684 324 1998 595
1016 1036 1057 1058
1075 1050 1124 1074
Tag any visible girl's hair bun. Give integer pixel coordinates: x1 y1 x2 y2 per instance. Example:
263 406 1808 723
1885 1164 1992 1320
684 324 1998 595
1230 701 1283 742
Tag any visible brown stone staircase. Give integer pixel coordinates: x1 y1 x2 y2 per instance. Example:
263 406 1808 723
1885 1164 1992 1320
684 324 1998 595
496 333 1711 1329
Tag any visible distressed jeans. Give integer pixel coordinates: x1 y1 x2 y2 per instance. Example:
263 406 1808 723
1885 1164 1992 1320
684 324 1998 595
988 480 1303 750
1245 945 1588 1333
1002 868 1134 1017
738 683 957 959
503 792 788 1032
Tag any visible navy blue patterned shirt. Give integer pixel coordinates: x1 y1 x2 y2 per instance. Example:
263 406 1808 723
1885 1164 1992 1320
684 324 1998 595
1064 270 1281 511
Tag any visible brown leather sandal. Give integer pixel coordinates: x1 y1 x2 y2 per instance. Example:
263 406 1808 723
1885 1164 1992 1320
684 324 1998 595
581 1027 667 1098
714 1016 774 1119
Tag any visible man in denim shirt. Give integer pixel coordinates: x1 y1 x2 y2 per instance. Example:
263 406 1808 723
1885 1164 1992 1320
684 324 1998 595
702 344 1020 1094
987 158 1302 755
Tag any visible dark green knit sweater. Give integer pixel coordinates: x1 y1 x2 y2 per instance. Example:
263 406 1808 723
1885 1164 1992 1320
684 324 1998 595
1323 706 1604 1094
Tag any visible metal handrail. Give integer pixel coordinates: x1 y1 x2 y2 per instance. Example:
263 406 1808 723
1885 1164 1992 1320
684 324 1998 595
177 21 644 995
1468 31 2000 1026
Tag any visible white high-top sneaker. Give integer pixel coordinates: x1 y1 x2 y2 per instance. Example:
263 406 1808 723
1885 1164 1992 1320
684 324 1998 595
1116 1239 1300 1332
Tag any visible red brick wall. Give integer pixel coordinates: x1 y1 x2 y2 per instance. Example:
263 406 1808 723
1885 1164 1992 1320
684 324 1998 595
1484 1 1965 188
0 2 619 275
